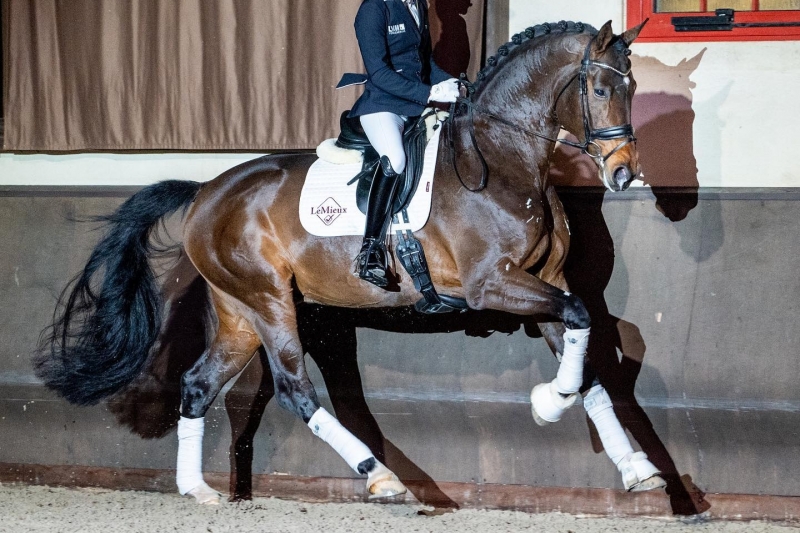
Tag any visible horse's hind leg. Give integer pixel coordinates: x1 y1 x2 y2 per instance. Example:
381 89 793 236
539 320 665 492
225 347 274 501
246 296 407 499
177 293 262 504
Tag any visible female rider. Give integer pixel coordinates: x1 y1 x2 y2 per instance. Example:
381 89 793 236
344 0 460 288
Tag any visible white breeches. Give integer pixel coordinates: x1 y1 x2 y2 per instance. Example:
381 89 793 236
360 112 407 173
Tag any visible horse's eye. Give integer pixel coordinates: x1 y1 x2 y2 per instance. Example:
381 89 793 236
594 88 608 98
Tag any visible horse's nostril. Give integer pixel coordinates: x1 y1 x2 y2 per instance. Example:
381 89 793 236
614 166 632 189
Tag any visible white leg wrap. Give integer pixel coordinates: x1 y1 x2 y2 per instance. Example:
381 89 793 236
583 385 633 474
555 328 589 394
530 380 578 424
176 416 206 495
630 452 660 480
308 407 374 473
583 385 634 467
585 386 663 491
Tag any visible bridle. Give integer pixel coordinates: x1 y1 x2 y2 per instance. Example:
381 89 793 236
445 34 636 192
573 37 636 166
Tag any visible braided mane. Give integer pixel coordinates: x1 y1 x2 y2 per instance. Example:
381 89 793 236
470 21 598 94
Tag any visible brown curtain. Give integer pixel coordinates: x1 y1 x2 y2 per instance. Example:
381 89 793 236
2 0 484 152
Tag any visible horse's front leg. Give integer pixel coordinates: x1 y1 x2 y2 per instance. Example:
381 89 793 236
467 267 663 491
465 266 591 423
582 378 666 492
539 310 665 492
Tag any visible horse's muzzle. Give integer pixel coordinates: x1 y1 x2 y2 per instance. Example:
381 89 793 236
612 165 634 191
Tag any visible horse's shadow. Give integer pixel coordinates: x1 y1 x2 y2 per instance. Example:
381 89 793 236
556 185 709 515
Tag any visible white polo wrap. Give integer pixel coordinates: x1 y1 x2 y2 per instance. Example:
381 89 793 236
556 328 590 394
530 381 578 423
308 407 374 472
583 384 634 467
176 416 205 495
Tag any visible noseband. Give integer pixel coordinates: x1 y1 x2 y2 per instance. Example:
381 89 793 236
445 34 635 192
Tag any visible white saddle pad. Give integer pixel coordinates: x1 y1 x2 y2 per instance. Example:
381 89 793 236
299 125 442 237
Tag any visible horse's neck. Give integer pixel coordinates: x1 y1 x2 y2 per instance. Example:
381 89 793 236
465 40 583 185
452 83 561 193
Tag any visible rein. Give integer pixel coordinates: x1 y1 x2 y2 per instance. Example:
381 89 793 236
445 34 636 192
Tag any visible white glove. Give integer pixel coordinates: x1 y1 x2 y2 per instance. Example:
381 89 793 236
428 78 459 103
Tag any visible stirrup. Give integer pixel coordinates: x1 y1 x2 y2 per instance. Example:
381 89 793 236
357 238 389 288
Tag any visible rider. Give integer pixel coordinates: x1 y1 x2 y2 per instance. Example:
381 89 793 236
347 0 460 288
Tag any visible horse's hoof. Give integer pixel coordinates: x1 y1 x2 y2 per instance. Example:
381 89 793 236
629 474 667 492
530 381 578 426
368 474 408 500
366 460 407 500
621 452 665 492
531 401 550 427
186 482 222 505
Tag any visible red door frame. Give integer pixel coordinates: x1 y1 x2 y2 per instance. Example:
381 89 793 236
628 0 800 41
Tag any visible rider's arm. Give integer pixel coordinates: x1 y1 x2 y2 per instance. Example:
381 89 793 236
429 58 453 86
355 1 432 106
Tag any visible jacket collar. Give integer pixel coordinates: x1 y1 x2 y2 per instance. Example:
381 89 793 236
396 0 423 36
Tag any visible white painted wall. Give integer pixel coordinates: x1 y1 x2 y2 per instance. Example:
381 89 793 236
632 41 800 187
510 0 800 187
0 152 265 186
510 0 625 34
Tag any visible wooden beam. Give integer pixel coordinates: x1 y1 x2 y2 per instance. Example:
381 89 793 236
3 462 800 522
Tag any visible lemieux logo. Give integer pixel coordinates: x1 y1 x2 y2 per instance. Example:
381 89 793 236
388 23 406 35
311 197 347 226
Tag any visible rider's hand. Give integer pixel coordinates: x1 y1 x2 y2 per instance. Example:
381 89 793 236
428 78 460 103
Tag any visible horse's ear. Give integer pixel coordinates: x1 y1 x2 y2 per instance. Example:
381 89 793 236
593 21 615 54
620 18 648 47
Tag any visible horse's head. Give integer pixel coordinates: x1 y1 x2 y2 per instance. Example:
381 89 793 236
459 21 648 193
554 21 647 192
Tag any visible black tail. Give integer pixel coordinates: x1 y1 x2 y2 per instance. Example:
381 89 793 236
34 180 203 406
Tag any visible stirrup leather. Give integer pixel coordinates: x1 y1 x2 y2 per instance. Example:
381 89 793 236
394 209 468 314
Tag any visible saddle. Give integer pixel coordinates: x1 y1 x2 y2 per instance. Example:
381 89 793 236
336 111 430 216
335 110 468 315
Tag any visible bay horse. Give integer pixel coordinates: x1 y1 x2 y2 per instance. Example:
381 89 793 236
36 20 666 504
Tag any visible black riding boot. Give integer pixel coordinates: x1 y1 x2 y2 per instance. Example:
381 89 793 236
357 156 400 288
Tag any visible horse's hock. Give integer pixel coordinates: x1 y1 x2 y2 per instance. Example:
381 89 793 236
1 186 799 520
